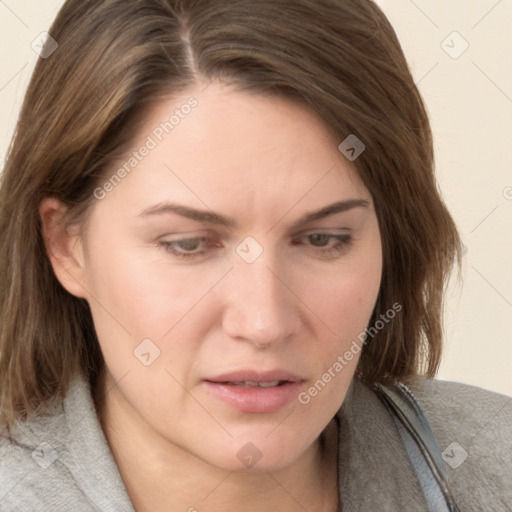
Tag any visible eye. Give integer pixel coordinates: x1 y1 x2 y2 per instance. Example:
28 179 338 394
159 236 220 260
173 238 204 251
292 232 353 258
307 233 334 247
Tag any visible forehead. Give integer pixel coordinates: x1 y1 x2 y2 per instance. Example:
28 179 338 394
95 82 371 223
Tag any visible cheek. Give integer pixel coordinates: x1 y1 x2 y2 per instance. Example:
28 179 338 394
303 251 382 338
84 241 203 330
82 240 228 380
296 246 383 400
295 259 382 413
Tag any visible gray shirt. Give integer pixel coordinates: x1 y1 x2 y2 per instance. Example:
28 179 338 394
1 372 511 511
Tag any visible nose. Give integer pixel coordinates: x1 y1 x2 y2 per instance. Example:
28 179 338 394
221 254 300 348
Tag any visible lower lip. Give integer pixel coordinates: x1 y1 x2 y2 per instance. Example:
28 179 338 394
203 381 303 413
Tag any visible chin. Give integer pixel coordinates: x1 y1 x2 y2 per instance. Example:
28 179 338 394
196 429 315 474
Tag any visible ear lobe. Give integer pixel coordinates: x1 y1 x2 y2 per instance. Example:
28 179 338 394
39 197 88 299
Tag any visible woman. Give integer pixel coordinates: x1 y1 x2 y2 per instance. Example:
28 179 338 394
0 0 510 510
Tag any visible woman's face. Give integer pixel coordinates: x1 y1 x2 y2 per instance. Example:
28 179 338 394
68 83 382 471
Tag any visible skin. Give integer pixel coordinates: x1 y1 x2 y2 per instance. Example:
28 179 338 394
41 82 383 512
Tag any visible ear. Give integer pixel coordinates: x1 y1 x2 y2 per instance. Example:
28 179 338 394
39 197 88 299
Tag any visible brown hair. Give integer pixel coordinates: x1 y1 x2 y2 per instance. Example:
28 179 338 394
0 0 461 428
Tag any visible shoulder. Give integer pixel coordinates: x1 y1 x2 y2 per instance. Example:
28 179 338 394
0 373 133 511
406 377 512 442
0 399 85 509
406 377 512 510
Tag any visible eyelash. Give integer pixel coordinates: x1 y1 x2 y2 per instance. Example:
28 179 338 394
292 233 353 258
159 233 353 261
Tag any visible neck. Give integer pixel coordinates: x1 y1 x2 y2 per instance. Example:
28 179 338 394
94 369 340 512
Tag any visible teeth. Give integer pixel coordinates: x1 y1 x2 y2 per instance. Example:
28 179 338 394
232 381 282 387
258 381 281 387
240 381 259 386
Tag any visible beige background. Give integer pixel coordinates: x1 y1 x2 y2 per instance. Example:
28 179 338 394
1 1 511 395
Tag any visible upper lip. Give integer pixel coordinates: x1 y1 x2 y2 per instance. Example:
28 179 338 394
205 369 304 383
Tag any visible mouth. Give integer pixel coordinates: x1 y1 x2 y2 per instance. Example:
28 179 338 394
203 370 304 413
212 380 288 388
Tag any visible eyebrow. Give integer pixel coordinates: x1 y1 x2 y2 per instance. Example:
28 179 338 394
137 198 370 230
